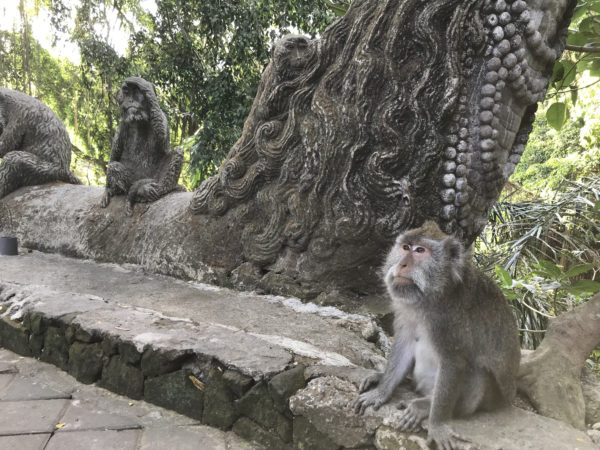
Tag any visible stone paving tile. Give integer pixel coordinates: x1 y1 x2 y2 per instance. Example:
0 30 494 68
58 399 142 431
0 433 51 450
0 348 261 449
139 425 256 450
0 374 72 401
0 399 69 435
45 429 140 450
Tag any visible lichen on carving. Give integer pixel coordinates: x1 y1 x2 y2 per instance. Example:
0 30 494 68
0 88 81 199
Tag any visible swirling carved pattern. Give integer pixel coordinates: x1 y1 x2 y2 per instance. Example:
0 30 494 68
189 0 575 289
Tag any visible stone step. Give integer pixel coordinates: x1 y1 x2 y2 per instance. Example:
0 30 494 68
0 347 256 450
0 251 596 449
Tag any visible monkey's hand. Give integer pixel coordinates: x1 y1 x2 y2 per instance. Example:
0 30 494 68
359 372 382 393
100 189 111 208
354 387 388 415
427 423 466 450
135 180 160 202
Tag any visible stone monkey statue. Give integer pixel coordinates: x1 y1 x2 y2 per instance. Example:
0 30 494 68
0 88 80 199
355 221 520 450
100 77 184 215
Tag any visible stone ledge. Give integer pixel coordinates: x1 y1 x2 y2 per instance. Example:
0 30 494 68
0 252 596 449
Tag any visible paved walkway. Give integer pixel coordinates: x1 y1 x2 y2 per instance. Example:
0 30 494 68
0 348 257 450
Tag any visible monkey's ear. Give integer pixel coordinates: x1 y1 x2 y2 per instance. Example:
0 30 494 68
445 238 465 283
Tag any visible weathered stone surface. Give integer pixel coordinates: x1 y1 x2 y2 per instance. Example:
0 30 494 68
232 417 286 450
69 341 104 384
374 427 428 450
203 366 239 429
59 400 141 431
223 369 254 398
0 434 50 450
290 377 381 448
237 382 292 442
47 430 140 450
0 88 80 200
139 425 255 450
582 368 600 425
118 341 142 365
99 354 144 400
144 369 204 421
293 416 341 450
0 399 68 434
40 326 69 370
0 373 13 393
268 365 306 413
0 316 31 356
0 253 383 375
0 374 72 401
292 376 598 450
141 347 190 377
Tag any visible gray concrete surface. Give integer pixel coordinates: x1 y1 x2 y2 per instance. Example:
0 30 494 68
0 347 257 450
0 251 386 375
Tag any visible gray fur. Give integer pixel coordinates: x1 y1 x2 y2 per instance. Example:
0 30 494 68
100 77 185 215
0 87 80 198
355 221 520 450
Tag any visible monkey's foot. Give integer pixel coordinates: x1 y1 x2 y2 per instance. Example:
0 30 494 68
100 190 111 208
397 398 429 432
427 424 467 450
136 181 160 202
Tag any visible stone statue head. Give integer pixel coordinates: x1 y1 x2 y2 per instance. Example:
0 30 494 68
117 77 157 123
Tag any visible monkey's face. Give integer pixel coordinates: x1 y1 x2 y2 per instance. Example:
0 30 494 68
384 240 433 303
272 35 312 80
118 82 150 123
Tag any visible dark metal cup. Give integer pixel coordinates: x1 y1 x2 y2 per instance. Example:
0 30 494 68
0 236 18 256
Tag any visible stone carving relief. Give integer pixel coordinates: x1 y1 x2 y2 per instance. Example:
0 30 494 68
100 77 185 215
0 88 80 199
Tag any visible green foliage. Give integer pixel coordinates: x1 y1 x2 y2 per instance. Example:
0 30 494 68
478 177 600 348
545 0 600 128
493 261 599 348
323 0 351 16
2 0 338 186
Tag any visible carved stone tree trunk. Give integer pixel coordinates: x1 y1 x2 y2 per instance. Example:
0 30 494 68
0 0 576 299
189 0 575 295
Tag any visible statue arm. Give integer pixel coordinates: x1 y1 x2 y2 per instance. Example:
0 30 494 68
0 122 22 157
108 127 123 162
138 83 169 147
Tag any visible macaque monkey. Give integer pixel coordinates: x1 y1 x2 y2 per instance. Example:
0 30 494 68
355 221 520 450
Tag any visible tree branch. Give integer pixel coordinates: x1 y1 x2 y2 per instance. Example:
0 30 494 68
565 44 600 53
71 144 107 173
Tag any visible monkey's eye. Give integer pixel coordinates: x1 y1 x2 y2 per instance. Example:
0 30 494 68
402 244 410 251
414 246 426 253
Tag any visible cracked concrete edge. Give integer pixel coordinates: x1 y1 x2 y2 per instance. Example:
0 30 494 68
0 280 383 449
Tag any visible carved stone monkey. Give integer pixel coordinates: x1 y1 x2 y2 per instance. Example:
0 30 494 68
101 77 184 215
